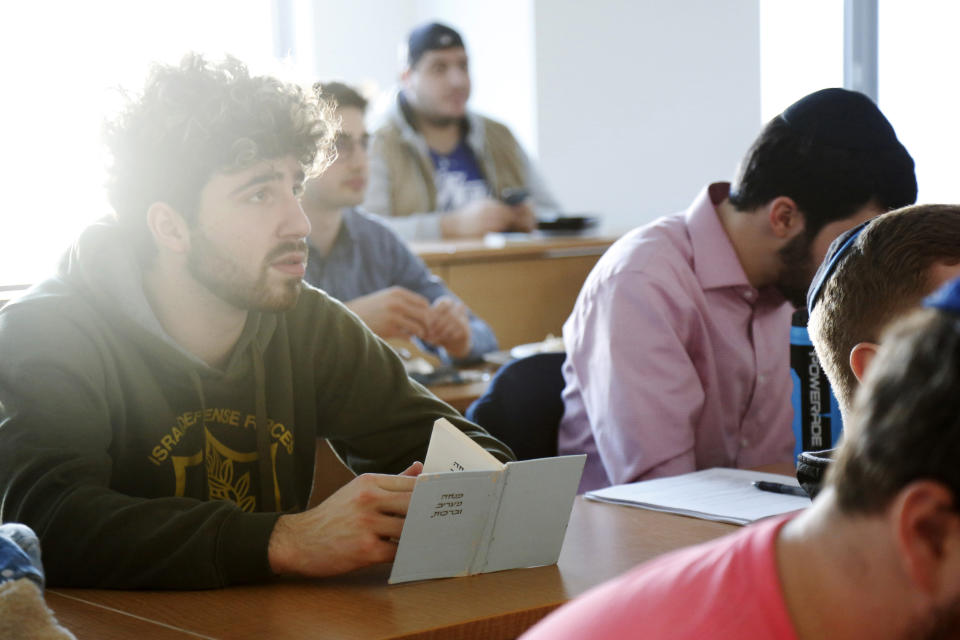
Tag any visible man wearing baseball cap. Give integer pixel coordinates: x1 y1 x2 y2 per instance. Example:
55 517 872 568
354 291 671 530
560 88 917 492
363 22 560 241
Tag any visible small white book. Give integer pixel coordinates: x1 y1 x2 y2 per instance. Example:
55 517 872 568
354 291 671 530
388 418 586 584
585 467 811 526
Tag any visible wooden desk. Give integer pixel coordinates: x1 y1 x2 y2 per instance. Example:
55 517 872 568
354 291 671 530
428 376 491 414
48 498 752 640
413 234 617 349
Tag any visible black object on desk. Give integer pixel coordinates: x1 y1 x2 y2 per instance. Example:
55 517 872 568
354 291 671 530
752 480 809 498
500 187 530 206
409 367 464 386
537 214 599 232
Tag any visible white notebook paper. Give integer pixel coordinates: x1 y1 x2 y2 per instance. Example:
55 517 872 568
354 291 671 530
585 467 811 526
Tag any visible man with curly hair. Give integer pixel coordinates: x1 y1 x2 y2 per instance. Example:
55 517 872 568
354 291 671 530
0 54 513 589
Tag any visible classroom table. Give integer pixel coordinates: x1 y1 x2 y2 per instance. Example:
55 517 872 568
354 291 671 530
427 374 492 414
47 464 796 640
412 233 618 350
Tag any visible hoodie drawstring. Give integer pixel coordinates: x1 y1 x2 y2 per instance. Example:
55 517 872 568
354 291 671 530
251 347 278 512
188 349 278 512
188 370 211 501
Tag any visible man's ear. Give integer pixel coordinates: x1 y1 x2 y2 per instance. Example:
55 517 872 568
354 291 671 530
146 202 192 255
850 342 879 382
892 481 960 594
767 196 804 239
400 66 413 90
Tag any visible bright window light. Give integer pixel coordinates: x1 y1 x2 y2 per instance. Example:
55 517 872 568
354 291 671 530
759 0 843 123
1 1 305 286
878 0 960 204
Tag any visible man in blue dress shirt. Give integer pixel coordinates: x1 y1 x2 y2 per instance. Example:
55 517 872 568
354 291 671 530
302 82 497 363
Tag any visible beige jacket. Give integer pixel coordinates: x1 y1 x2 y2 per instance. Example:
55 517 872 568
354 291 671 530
364 94 560 241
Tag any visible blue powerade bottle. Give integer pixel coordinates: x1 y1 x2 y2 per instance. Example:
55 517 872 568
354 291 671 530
789 310 843 460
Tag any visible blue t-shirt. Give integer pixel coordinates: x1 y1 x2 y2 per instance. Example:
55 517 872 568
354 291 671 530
429 141 489 211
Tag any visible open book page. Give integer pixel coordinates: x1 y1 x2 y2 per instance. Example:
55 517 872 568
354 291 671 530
422 418 504 473
482 455 586 573
389 471 504 583
586 468 810 526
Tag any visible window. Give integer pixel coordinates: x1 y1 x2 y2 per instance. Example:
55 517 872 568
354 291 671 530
761 0 959 204
2 1 296 286
878 0 960 203
759 0 844 123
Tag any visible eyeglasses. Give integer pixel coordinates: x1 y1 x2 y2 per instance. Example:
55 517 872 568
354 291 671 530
806 219 874 312
334 133 370 161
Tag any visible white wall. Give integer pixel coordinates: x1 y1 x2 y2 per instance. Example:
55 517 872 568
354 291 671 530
303 1 763 233
534 0 762 232
307 1 416 93
306 0 538 154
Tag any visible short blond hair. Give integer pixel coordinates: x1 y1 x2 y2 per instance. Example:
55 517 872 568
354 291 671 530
809 204 960 416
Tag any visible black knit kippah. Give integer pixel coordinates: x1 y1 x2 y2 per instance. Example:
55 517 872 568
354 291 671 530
781 88 904 152
407 22 465 67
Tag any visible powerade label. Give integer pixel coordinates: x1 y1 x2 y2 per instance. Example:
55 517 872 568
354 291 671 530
790 323 843 460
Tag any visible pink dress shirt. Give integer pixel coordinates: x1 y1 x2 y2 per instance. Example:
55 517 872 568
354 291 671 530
520 515 798 640
559 183 795 492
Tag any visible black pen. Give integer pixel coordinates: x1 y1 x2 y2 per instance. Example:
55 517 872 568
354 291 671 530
752 481 809 498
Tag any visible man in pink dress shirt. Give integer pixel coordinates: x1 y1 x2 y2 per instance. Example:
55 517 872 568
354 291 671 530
526 277 960 640
559 88 917 492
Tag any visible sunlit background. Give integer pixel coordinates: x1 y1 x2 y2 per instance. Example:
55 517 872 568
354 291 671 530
2 1 958 286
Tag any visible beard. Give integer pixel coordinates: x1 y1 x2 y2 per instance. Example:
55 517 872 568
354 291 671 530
187 228 305 312
902 594 960 640
774 231 817 308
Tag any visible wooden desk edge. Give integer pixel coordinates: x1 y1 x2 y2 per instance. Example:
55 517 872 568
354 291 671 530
413 235 618 266
392 605 563 640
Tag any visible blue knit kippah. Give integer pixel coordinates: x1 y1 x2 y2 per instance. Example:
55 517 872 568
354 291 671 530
806 219 874 312
924 276 960 314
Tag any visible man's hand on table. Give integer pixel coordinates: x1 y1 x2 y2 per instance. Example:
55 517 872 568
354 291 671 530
439 197 535 238
348 289 473 359
268 462 423 577
346 287 430 341
425 296 472 359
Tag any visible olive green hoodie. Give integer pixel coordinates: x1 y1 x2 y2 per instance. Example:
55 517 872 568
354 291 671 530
0 220 513 589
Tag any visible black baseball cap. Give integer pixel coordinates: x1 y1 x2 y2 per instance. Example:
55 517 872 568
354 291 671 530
407 22 465 67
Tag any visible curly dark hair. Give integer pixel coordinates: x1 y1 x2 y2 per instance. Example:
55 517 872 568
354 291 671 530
104 53 336 255
313 81 368 113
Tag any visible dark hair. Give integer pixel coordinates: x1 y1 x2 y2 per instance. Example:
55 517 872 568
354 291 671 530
728 114 917 239
808 205 960 414
104 53 335 257
830 307 960 513
313 81 368 113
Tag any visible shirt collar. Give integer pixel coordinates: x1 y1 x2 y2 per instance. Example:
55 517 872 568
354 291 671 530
685 182 754 292
336 206 360 242
308 207 356 266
